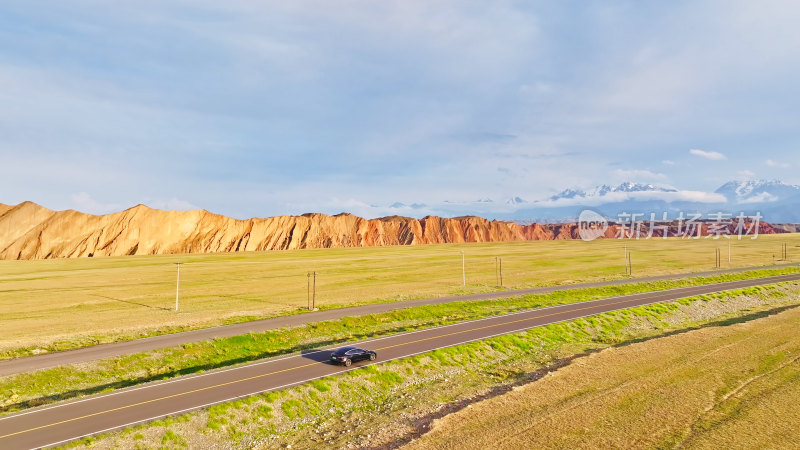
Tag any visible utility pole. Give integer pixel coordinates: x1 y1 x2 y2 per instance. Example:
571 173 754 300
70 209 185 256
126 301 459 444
728 240 731 264
307 271 317 310
624 246 631 276
174 263 183 312
499 257 503 287
495 257 499 286
461 250 466 286
624 246 628 276
628 251 632 277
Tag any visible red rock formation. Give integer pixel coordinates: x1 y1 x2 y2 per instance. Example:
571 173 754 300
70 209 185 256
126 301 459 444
0 201 789 260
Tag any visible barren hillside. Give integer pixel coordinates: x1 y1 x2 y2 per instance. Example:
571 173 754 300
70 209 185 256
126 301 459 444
0 201 785 260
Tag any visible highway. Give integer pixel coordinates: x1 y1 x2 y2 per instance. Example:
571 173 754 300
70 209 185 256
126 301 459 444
1 272 799 449
1 263 798 377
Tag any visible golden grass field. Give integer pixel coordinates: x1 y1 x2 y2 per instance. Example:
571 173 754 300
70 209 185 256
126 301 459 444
407 302 800 450
1 234 799 352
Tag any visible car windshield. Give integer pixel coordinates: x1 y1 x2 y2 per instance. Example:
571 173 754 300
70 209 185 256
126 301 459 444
333 346 357 356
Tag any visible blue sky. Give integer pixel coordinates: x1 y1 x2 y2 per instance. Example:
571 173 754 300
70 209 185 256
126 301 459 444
1 1 799 219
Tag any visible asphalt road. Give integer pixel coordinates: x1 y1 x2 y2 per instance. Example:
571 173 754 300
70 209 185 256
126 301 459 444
2 272 799 449
2 263 798 378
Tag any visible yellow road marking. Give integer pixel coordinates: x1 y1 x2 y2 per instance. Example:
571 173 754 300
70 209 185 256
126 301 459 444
0 280 776 441
0 361 319 440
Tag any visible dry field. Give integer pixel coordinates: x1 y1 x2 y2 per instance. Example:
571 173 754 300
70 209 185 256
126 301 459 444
62 280 800 449
407 298 800 449
1 234 798 352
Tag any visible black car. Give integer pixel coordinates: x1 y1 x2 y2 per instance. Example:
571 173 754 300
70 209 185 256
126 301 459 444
330 346 377 366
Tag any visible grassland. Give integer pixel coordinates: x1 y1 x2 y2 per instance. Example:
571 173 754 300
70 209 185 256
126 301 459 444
1 234 799 354
4 268 795 414
60 280 800 449
408 297 800 449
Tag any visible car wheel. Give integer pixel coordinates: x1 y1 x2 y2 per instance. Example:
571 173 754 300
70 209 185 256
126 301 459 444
369 353 376 361
344 358 352 367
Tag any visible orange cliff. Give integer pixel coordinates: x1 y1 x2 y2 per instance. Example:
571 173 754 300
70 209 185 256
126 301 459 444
0 201 783 260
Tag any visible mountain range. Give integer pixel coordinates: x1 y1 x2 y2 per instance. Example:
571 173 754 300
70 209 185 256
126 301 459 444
0 201 595 260
506 179 800 223
1 200 791 260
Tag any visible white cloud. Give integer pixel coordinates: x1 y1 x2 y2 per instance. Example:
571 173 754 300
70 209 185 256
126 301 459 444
320 197 404 218
611 169 667 181
536 189 726 207
69 193 122 215
739 192 779 204
597 50 703 113
145 198 199 211
765 159 790 168
689 149 727 160
70 194 199 214
5 2 800 220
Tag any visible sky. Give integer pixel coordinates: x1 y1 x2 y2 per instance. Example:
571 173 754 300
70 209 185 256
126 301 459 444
1 1 799 219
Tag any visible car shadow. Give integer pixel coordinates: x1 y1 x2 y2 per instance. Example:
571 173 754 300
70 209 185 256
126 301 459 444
300 348 335 363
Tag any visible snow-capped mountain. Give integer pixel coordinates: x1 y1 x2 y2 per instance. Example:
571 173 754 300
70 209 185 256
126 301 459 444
507 179 800 223
549 182 678 201
386 180 800 223
714 179 800 204
506 196 527 206
548 188 584 201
